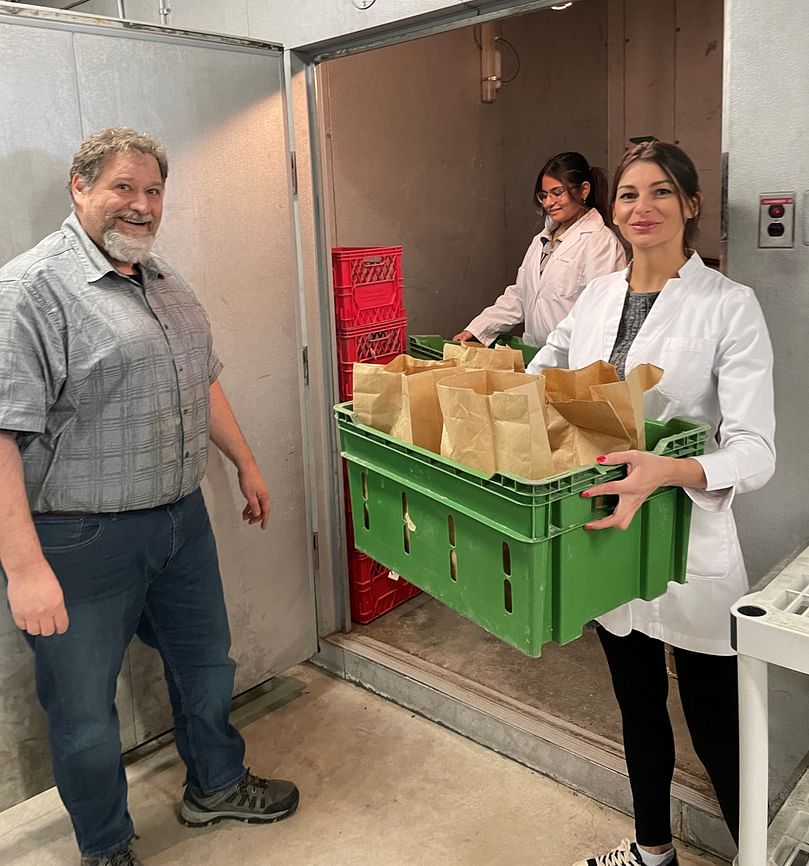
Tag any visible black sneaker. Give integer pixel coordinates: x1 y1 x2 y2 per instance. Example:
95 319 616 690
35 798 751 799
179 769 299 827
573 839 679 866
80 846 142 866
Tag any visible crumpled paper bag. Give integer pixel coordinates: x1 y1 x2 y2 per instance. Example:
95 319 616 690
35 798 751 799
437 369 553 479
443 341 525 373
353 354 459 453
543 360 663 471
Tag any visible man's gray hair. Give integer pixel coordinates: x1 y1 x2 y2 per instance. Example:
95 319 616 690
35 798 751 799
69 127 168 189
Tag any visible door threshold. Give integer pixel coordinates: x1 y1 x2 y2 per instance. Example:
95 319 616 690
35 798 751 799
316 632 736 861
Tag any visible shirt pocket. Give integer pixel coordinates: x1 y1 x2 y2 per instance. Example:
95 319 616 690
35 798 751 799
657 336 715 399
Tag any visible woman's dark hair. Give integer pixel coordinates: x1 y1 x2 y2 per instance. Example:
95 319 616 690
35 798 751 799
610 141 702 250
534 151 610 225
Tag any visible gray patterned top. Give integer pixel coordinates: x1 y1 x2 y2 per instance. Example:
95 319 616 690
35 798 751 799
0 211 222 513
608 289 661 379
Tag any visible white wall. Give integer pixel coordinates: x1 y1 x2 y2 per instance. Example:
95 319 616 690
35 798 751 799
725 0 809 580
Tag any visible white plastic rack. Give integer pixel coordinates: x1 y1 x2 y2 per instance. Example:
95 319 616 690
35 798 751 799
732 545 809 866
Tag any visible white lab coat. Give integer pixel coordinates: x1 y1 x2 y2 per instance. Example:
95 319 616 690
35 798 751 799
526 253 776 654
466 208 627 346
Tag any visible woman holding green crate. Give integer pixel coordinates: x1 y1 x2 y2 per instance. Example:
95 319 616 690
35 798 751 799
526 142 775 866
454 151 626 347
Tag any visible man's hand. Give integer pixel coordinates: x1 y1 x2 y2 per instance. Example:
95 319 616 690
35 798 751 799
6 561 69 636
452 330 476 342
581 451 678 531
237 461 271 530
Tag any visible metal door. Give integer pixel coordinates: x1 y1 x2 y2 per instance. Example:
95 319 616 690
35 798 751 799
0 5 317 809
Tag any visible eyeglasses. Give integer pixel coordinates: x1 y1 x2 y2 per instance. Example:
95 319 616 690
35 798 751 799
537 185 569 204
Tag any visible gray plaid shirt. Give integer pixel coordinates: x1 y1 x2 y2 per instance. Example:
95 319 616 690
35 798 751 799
0 211 222 513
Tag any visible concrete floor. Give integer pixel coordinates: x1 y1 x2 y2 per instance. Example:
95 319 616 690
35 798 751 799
356 595 711 793
0 664 724 866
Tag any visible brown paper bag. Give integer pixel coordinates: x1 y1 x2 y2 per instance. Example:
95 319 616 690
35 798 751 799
544 361 663 470
352 355 459 453
590 364 663 450
437 370 554 479
442 341 525 373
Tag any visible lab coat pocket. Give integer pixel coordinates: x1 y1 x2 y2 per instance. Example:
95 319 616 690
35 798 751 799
657 336 715 399
550 257 587 300
685 507 732 579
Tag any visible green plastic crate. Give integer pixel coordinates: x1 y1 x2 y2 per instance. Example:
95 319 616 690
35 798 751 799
335 402 709 657
408 334 541 365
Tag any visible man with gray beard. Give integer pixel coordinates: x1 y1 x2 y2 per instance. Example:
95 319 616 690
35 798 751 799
0 128 299 866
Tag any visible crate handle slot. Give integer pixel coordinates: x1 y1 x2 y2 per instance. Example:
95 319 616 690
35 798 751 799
448 514 456 547
402 492 411 553
450 549 458 582
591 494 617 516
361 471 370 529
502 542 512 576
504 579 513 613
362 255 384 265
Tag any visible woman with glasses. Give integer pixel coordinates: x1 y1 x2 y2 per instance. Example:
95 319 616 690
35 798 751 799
527 142 775 866
454 151 626 347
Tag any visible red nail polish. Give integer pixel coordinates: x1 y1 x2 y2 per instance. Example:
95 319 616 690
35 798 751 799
584 524 593 531
596 456 606 464
581 491 590 498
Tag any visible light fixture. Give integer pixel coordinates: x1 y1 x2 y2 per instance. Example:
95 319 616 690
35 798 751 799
479 23 502 104
551 2 574 9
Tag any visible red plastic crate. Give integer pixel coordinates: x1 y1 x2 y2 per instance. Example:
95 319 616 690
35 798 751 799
332 246 404 329
348 548 421 624
336 317 406 362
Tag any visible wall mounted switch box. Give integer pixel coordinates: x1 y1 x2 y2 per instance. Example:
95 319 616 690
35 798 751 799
759 192 795 248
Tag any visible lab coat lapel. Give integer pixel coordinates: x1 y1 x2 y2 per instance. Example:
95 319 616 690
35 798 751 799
623 254 705 371
599 266 631 362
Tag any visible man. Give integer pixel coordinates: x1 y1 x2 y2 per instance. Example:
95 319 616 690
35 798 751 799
0 128 299 866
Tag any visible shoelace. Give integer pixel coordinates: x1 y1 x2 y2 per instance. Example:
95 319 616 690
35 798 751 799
222 769 274 809
592 840 642 866
236 769 270 795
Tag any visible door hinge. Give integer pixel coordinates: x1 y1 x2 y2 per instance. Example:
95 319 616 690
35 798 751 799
312 530 319 570
290 151 298 196
302 345 309 386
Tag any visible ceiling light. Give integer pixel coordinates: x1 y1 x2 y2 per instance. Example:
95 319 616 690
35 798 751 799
551 2 574 9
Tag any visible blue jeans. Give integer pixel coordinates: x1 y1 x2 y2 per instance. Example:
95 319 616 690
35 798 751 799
27 488 246 858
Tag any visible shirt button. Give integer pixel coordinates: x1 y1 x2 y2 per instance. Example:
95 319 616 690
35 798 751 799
185 451 190 458
179 366 184 372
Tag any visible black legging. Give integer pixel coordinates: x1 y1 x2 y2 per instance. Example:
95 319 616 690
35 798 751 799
597 627 739 847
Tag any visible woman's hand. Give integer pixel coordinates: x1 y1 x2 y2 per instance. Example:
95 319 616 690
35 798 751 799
581 451 679 531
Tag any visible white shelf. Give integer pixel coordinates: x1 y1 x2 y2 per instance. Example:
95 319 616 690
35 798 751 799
733 546 809 675
732 544 809 866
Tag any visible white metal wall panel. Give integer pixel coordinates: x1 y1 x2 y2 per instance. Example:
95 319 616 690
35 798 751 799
725 0 809 588
167 0 250 37
0 13 316 806
71 31 317 740
0 19 103 812
724 0 809 804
